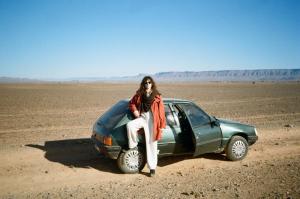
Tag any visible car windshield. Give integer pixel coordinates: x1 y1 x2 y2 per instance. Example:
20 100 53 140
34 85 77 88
98 100 128 129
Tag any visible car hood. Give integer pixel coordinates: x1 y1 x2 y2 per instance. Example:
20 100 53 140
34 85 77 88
217 118 256 136
217 118 251 126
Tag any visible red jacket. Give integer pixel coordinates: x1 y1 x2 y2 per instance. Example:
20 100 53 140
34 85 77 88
129 93 166 141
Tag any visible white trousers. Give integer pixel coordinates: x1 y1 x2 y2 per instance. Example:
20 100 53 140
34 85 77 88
126 111 158 170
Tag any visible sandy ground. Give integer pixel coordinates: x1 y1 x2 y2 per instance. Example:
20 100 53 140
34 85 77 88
0 82 299 199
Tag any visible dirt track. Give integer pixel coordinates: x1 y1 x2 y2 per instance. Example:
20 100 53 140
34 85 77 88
0 82 299 198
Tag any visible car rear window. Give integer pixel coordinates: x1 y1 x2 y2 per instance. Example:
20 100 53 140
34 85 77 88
98 100 128 129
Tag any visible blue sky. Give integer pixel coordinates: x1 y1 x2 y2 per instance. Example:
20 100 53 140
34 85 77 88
0 0 299 79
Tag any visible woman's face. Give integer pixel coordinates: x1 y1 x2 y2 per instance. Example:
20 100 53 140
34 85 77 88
144 79 152 90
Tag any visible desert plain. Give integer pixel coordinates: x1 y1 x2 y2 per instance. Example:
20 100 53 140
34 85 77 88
0 82 299 198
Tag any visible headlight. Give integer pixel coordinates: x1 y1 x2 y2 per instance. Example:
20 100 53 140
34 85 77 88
254 128 258 136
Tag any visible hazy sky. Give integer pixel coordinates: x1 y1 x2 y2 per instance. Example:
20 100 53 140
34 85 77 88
0 0 299 79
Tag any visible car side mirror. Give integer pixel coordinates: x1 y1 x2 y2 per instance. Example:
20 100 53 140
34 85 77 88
210 116 218 127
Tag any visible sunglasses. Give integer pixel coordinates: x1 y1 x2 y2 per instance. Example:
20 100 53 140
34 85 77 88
144 81 152 85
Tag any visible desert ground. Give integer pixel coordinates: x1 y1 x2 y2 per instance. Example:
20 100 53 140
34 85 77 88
0 82 299 199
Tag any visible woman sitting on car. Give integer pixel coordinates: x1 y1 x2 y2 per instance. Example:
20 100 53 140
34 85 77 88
127 76 166 177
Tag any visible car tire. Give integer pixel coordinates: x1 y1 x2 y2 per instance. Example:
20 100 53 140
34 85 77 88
117 146 146 174
226 136 248 161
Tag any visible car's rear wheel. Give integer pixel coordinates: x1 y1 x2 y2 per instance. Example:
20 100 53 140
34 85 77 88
226 136 248 161
117 146 146 173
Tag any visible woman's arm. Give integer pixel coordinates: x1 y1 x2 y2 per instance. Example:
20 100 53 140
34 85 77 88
129 94 140 118
158 96 166 128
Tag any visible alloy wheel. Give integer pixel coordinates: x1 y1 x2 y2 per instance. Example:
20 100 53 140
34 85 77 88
232 140 246 158
124 149 143 171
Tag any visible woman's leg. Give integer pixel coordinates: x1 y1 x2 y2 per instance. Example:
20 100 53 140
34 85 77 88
144 112 158 170
126 117 145 149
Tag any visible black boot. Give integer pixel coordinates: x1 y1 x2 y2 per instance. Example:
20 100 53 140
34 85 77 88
150 169 155 177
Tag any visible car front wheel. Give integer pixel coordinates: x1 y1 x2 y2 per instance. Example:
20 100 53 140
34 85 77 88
117 146 146 173
226 136 248 161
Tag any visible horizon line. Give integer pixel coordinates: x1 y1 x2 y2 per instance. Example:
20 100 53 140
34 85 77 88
1 68 300 80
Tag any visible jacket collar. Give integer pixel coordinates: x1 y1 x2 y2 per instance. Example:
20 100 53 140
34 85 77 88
136 92 161 102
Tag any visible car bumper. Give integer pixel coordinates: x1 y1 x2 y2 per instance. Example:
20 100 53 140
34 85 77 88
248 135 258 145
91 135 121 159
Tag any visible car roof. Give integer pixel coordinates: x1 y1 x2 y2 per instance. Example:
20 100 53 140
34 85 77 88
123 98 192 104
163 98 191 103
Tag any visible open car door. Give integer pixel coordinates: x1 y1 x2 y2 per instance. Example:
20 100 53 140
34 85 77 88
177 103 223 157
158 103 194 155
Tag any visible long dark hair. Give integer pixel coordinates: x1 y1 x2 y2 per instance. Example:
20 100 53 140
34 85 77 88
136 76 161 96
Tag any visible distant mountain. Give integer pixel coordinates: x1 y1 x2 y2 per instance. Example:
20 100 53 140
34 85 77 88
1 69 299 83
109 69 300 82
0 76 44 83
152 69 300 82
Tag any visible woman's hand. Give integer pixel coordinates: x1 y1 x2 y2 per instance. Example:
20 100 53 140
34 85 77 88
133 110 140 118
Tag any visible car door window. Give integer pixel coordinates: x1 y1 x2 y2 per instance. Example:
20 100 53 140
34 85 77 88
178 103 210 127
164 104 178 126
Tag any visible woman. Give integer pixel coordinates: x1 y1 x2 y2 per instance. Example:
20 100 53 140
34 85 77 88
127 76 166 177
